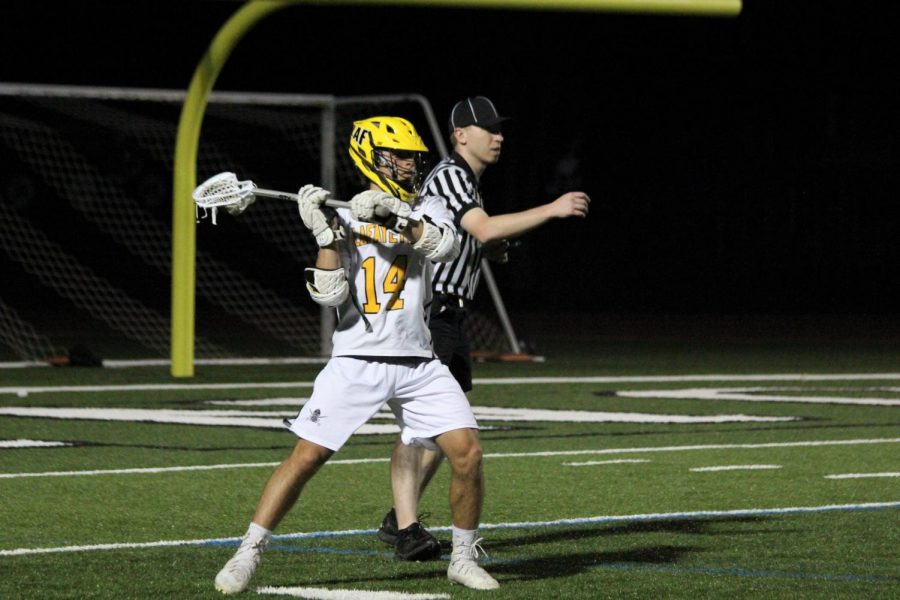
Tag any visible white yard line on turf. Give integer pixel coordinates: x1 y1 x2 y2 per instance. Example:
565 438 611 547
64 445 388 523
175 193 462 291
0 381 315 396
2 437 898 480
470 406 794 423
3 373 900 395
255 587 450 600
0 439 71 448
563 459 651 467
690 464 782 472
474 374 900 384
0 405 796 427
0 357 329 369
618 387 900 406
825 472 900 479
488 437 900 459
0 457 385 479
475 501 900 532
0 407 397 432
2 501 898 557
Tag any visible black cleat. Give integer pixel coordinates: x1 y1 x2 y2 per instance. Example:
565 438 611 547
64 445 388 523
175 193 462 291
377 508 400 546
394 522 442 561
378 509 451 559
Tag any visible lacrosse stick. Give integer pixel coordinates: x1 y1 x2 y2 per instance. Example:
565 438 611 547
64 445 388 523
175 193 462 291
192 171 350 224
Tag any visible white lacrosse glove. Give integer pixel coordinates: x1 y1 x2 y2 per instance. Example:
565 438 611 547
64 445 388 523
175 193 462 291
297 184 330 207
224 194 256 216
350 190 412 233
296 185 336 247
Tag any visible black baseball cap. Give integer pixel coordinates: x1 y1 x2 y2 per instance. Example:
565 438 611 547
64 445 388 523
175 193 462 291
448 96 509 132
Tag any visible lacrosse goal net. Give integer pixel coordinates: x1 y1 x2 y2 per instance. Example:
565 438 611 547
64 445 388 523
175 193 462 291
0 84 521 363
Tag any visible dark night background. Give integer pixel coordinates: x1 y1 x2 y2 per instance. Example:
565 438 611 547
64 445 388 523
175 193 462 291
1 1 897 343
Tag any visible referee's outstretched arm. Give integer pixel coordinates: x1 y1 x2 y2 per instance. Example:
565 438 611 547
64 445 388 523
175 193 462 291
460 191 591 244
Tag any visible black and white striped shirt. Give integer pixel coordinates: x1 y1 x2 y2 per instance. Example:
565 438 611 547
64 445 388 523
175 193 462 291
420 153 483 301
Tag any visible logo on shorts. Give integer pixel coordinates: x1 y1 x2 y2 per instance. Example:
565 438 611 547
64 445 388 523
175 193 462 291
304 408 326 426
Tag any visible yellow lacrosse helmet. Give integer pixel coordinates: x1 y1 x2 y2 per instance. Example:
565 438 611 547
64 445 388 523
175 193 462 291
349 116 429 202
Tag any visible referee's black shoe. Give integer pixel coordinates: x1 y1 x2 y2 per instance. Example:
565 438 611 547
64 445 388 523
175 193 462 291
378 509 451 560
377 508 401 545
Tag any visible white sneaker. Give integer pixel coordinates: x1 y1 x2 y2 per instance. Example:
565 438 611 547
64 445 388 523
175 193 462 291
214 535 268 594
447 537 499 590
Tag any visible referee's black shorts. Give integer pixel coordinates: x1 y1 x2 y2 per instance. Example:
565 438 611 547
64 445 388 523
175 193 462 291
429 294 472 392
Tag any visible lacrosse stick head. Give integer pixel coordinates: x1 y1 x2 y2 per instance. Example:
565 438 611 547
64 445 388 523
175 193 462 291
192 172 256 224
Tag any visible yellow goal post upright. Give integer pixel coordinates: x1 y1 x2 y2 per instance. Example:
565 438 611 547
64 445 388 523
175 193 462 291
170 0 741 377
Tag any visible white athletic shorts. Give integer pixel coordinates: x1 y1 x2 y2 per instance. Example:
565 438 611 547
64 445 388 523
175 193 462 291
288 356 478 452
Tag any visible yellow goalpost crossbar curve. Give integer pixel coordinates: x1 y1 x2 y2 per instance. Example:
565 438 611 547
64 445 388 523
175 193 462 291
170 0 742 377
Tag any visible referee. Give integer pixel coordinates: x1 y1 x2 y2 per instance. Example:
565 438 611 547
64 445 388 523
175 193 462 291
378 96 591 558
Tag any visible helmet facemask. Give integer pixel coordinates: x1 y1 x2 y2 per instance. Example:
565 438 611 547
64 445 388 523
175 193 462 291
372 147 427 198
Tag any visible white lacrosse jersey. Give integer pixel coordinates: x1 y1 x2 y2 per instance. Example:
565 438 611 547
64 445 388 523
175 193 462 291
329 195 456 358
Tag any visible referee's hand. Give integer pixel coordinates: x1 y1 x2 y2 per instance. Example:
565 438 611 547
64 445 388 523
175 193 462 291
550 191 591 218
483 239 510 263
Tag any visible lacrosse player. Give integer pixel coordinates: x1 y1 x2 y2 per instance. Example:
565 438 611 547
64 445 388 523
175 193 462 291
377 97 591 551
214 116 499 593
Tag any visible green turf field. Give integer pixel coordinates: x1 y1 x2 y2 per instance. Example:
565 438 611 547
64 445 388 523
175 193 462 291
2 336 899 599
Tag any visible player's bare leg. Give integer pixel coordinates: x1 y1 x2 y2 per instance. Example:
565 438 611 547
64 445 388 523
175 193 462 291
384 440 448 560
435 428 499 590
435 428 483 528
252 439 333 528
215 439 333 594
417 445 445 494
391 440 444 529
